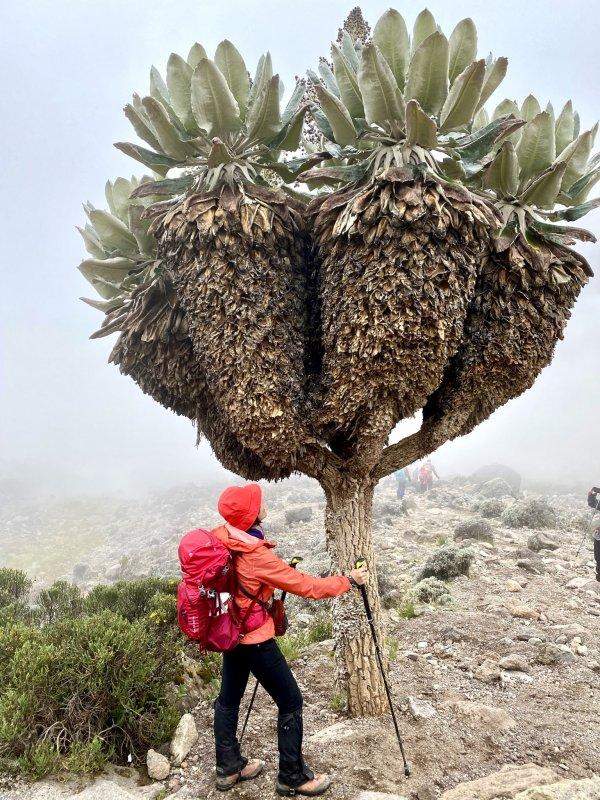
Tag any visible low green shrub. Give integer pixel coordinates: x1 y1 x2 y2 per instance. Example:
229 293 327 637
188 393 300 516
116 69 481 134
0 569 32 610
37 581 84 625
84 577 178 622
0 610 181 777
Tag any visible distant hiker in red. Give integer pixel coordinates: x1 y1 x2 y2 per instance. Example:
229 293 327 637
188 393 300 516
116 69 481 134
212 483 368 796
417 459 439 493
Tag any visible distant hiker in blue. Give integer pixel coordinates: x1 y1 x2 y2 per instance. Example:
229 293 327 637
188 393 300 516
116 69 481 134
394 467 411 499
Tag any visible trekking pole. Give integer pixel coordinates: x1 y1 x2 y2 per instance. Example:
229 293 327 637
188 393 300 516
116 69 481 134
239 556 303 745
575 495 600 558
355 558 411 777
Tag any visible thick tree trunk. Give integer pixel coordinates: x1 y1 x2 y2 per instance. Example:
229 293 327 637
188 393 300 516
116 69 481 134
322 476 388 716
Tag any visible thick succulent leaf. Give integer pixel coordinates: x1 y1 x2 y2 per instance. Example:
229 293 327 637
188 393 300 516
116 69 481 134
141 96 191 160
473 107 489 131
77 225 105 259
298 162 370 186
545 102 555 125
373 9 410 90
247 53 273 113
412 9 437 54
543 196 600 221
519 161 566 208
340 30 360 70
81 296 124 313
127 205 156 256
358 43 405 125
314 84 356 145
111 177 135 223
561 166 600 205
79 256 136 287
476 57 508 111
124 103 163 152
530 219 596 243
492 99 519 120
166 53 197 133
191 58 242 137
483 140 519 196
318 60 340 97
516 112 556 182
270 106 307 150
86 210 138 254
309 105 335 140
331 44 364 118
113 142 178 176
439 156 467 181
440 59 485 132
130 175 194 198
149 67 187 133
521 94 541 122
187 43 208 69
405 99 438 148
573 111 581 139
282 80 306 124
557 129 594 191
215 40 250 118
448 18 477 84
453 114 525 161
405 31 449 115
247 75 282 142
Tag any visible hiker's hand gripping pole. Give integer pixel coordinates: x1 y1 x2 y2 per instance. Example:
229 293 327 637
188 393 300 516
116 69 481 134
239 556 303 746
355 558 411 777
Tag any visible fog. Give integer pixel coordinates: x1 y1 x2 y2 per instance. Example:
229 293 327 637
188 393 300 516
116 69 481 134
1 0 598 497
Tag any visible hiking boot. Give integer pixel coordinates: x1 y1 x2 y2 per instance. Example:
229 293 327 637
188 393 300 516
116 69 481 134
216 759 264 791
276 773 331 796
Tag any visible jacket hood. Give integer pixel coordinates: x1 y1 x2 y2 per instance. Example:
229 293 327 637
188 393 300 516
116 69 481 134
213 523 275 553
218 483 262 531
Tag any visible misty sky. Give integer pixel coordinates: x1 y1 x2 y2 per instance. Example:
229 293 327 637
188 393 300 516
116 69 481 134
1 0 599 494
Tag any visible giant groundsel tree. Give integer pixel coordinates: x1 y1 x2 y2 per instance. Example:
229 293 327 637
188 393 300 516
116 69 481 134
78 8 598 714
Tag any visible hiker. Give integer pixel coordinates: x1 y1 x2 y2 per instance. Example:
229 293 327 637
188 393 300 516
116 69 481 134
212 482 368 796
589 487 600 581
417 460 438 493
394 467 411 499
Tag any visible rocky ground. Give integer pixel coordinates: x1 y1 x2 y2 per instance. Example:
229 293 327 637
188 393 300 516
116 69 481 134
2 469 600 799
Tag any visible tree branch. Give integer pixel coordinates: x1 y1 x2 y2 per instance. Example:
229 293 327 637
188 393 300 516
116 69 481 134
372 425 436 482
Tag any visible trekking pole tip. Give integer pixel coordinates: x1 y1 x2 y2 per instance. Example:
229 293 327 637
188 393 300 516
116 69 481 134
290 556 303 566
355 557 367 569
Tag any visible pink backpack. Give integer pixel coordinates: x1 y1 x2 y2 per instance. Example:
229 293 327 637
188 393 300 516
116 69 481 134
176 528 266 652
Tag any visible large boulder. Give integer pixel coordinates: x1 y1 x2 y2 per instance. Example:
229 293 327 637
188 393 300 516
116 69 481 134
471 464 522 495
477 477 515 499
417 545 474 581
515 778 600 799
502 498 557 529
454 519 494 544
285 506 313 525
527 531 560 552
440 764 559 799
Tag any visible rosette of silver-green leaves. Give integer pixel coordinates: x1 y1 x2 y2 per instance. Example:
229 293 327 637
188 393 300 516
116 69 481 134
115 40 307 195
301 8 520 186
78 176 158 313
472 95 600 249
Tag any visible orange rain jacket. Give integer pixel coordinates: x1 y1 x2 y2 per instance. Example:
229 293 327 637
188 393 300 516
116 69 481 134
213 523 351 645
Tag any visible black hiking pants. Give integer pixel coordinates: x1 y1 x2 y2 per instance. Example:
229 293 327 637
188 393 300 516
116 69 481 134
214 638 314 788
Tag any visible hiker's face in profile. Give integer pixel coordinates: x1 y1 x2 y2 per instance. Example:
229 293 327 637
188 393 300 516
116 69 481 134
258 502 268 521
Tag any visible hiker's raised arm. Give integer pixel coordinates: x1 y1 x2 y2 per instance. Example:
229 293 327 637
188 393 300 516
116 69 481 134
253 549 351 599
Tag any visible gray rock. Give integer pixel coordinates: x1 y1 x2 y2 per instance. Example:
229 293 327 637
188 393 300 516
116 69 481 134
418 545 474 581
454 518 494 544
147 748 170 781
440 764 558 800
471 463 522 494
516 557 546 575
477 477 515 499
170 713 198 766
535 642 575 665
499 653 530 672
527 531 560 552
295 612 313 628
407 696 437 720
445 700 516 731
474 658 501 683
285 507 313 525
515 777 600 798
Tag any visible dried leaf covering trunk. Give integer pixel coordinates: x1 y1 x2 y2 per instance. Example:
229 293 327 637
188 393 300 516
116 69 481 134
322 476 387 716
423 236 592 443
309 170 496 442
149 184 313 471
